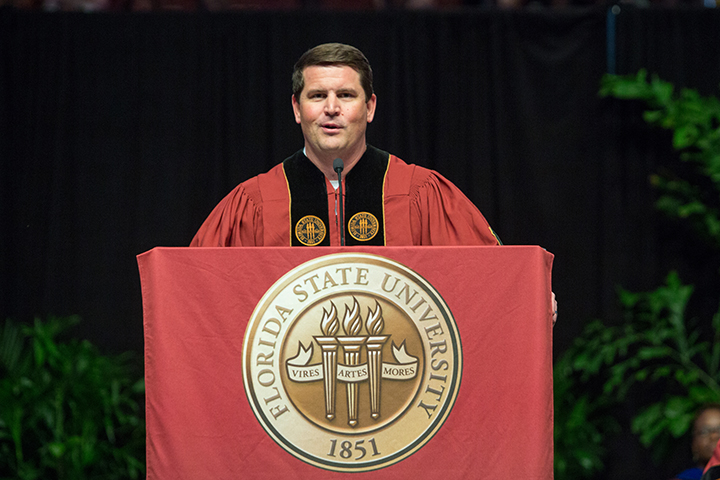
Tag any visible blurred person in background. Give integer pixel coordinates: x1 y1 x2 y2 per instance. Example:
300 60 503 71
672 405 720 480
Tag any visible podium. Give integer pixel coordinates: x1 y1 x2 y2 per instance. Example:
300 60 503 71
138 246 554 479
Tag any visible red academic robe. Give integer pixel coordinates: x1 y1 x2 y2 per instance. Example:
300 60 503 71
704 441 720 480
191 149 499 247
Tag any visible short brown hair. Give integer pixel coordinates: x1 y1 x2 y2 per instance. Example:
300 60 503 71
693 404 720 436
292 43 374 102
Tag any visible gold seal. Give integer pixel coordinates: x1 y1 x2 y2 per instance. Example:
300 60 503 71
295 215 326 246
243 253 462 472
348 212 379 242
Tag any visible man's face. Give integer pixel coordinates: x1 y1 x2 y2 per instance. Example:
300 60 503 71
292 65 376 161
692 408 720 466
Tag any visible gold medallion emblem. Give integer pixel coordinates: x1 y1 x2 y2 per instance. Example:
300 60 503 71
243 253 462 472
295 215 326 246
348 212 379 242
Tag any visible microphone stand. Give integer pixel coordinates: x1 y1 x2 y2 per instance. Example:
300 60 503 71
333 158 345 246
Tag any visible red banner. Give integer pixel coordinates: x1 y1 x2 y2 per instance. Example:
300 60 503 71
138 246 554 479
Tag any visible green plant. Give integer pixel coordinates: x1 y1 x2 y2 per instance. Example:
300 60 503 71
600 69 720 248
621 273 720 450
0 316 145 480
554 272 720 478
553 72 720 479
553 351 617 479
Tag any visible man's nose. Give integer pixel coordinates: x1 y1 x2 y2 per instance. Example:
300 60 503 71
324 94 340 115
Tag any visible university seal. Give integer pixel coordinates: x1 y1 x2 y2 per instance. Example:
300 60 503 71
242 253 463 472
295 215 326 246
348 212 379 242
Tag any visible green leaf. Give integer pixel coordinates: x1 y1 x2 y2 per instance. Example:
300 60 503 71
48 442 65 459
637 346 673 360
673 124 700 149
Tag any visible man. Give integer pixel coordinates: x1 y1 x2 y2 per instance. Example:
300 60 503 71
672 405 720 480
190 43 501 248
191 43 558 323
701 411 720 480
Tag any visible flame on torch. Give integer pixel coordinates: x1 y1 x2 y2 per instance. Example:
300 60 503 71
342 297 363 336
366 300 384 335
320 303 339 336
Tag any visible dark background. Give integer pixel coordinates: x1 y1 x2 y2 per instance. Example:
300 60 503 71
2 5 720 478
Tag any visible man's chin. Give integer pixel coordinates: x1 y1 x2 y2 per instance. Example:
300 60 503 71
316 143 346 156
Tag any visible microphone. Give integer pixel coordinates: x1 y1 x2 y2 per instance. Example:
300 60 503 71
333 158 345 246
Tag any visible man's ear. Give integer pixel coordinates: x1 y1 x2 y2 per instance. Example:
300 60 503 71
292 94 302 124
366 94 377 124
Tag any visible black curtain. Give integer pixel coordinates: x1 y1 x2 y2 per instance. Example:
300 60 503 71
2 0 720 443
0 7 610 353
3 6 720 479
3 6 720 350
3 6 720 351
